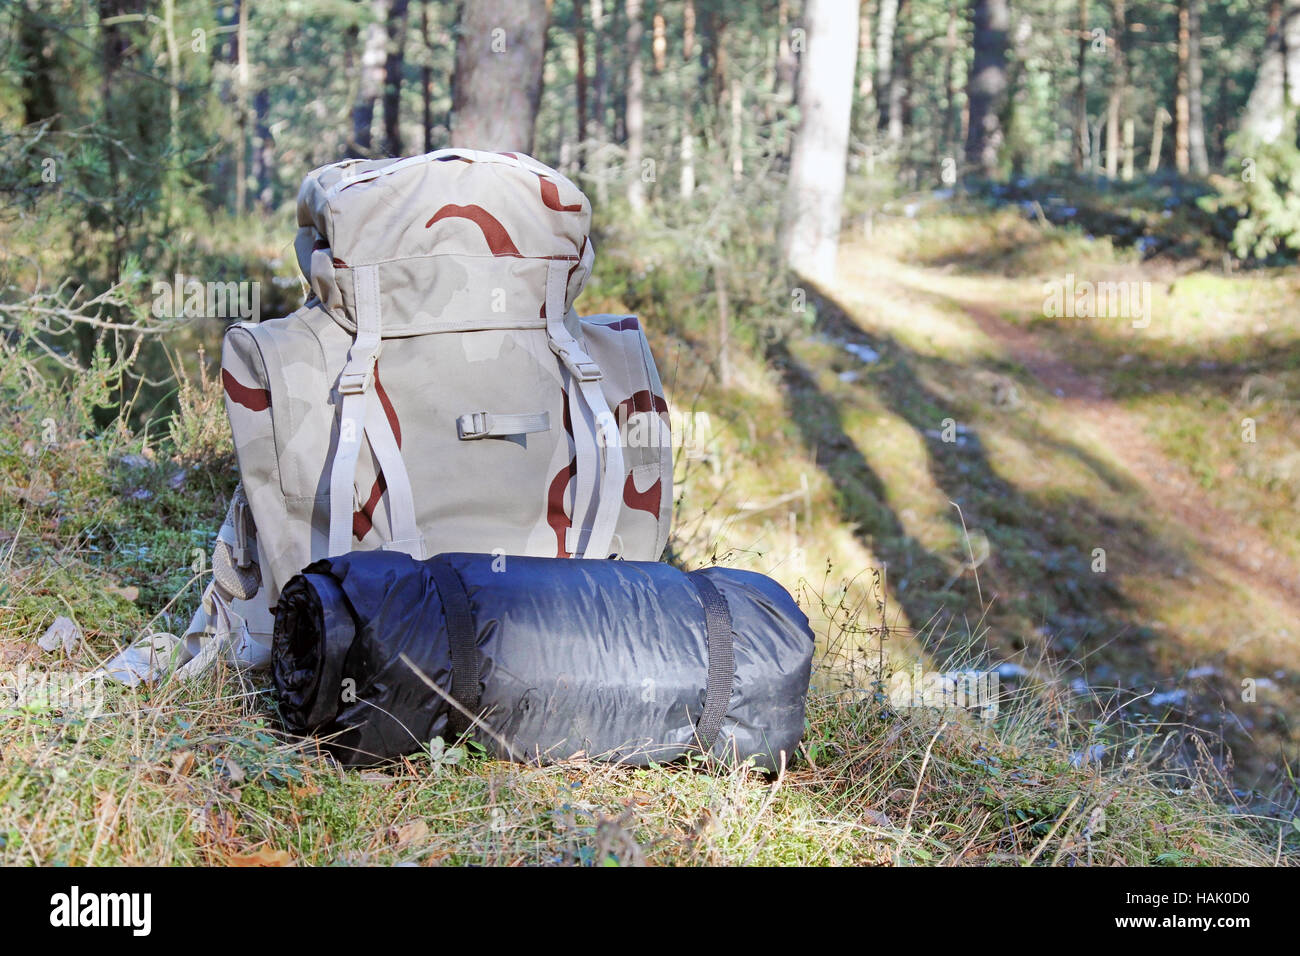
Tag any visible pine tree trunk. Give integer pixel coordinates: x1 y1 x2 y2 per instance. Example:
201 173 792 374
1175 0 1190 174
858 0 873 105
941 0 960 156
730 76 743 182
352 0 388 153
592 0 608 137
252 88 274 208
575 0 587 166
652 11 666 72
887 0 909 146
777 0 798 104
680 0 696 199
590 0 609 203
382 0 410 157
965 0 1010 177
1187 0 1208 174
875 0 899 141
1073 0 1088 172
1122 116 1134 180
450 0 550 152
625 0 646 211
782 0 861 284
421 0 433 152
1105 0 1126 180
236 0 249 213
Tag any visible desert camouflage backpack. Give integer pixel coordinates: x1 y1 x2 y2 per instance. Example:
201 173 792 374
105 149 673 683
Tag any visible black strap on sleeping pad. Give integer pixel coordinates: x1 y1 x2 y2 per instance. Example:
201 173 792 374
427 558 479 738
687 570 736 754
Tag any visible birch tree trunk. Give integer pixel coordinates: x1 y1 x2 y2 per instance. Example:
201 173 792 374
1241 0 1300 145
782 0 861 284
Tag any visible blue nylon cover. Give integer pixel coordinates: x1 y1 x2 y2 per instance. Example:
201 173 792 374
273 551 814 770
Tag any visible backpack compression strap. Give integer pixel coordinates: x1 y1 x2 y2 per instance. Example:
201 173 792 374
544 255 624 559
327 263 424 558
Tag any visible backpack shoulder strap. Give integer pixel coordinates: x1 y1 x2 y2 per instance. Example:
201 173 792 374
544 249 623 559
326 263 423 559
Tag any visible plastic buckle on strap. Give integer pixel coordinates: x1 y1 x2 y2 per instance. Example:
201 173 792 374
456 411 491 440
554 346 603 382
338 360 376 395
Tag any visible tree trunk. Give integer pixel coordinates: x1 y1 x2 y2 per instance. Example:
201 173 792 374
1073 0 1088 172
421 0 433 152
875 0 899 141
1105 0 1126 180
450 0 550 152
713 255 730 388
898 2 915 143
17 4 59 127
252 87 275 208
1187 0 1208 174
887 0 909 145
680 0 696 199
1242 0 1300 145
352 0 388 154
590 0 609 202
591 0 608 138
701 5 728 111
777 0 798 104
625 0 646 211
652 10 666 72
1147 105 1168 173
383 0 410 156
941 0 960 156
782 0 861 284
1122 116 1134 180
965 0 1009 177
576 0 587 164
857 0 873 105
730 76 743 182
1175 0 1190 174
235 0 249 213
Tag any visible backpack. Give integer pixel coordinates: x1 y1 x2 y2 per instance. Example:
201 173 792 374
101 149 673 684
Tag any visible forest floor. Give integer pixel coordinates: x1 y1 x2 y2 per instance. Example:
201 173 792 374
761 214 1300 794
0 207 1296 865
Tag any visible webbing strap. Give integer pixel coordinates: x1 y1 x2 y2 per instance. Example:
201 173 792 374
363 398 422 554
687 571 736 754
427 559 479 739
326 263 422 558
328 264 382 557
456 410 551 440
544 259 624 559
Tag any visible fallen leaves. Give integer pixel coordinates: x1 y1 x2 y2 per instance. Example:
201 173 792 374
390 819 429 849
225 846 294 867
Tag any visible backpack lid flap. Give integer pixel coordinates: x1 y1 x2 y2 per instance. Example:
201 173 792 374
294 150 594 337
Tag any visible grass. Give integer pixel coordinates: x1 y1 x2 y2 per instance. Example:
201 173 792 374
1 203 1297 865
1 632 1287 866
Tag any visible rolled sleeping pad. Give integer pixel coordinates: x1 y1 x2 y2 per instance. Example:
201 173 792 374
272 551 814 769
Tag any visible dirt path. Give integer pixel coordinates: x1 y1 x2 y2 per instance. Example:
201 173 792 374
951 298 1300 615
